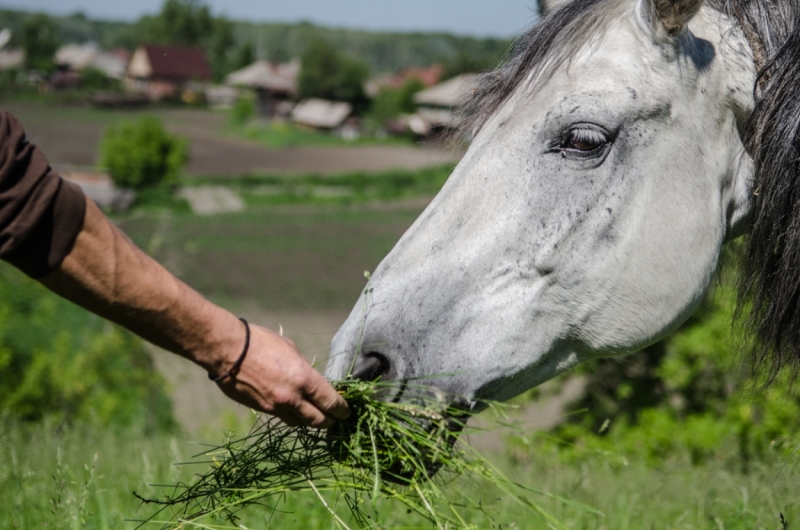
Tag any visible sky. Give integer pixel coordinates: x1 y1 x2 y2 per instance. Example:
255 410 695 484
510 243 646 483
1 0 540 38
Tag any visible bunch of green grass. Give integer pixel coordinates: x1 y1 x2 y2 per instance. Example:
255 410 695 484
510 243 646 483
136 379 600 529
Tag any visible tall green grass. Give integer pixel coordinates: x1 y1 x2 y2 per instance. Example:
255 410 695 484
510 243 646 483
2 413 797 530
136 380 598 529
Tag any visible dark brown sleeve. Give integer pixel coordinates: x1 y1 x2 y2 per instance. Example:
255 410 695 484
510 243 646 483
0 110 86 278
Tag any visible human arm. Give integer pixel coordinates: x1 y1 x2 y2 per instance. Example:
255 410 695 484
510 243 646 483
0 110 348 428
41 199 349 427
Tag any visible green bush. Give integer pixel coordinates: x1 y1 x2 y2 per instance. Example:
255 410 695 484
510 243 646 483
367 78 426 129
99 116 189 190
0 264 175 432
230 95 255 126
79 67 121 92
532 258 800 467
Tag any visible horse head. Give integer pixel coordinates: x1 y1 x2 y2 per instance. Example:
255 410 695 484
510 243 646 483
326 0 778 421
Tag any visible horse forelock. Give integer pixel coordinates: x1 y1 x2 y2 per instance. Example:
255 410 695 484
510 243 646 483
457 0 623 135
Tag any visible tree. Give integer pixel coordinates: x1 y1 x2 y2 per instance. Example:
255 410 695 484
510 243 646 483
233 42 255 71
208 17 234 82
21 14 60 72
441 50 499 80
150 0 214 46
298 39 369 108
134 0 239 81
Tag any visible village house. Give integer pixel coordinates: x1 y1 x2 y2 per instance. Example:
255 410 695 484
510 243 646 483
126 45 211 101
292 98 358 139
365 64 443 98
55 43 130 78
410 73 481 136
52 43 130 88
0 28 23 72
225 59 300 118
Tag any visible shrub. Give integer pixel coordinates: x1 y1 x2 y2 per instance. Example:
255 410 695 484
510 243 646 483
79 67 121 92
367 78 426 129
99 116 189 190
535 256 800 467
0 264 175 432
230 95 255 126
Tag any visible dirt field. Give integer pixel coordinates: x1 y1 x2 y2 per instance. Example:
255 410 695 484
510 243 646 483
3 101 463 176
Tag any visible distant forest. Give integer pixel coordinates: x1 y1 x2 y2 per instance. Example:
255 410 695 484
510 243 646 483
0 8 517 74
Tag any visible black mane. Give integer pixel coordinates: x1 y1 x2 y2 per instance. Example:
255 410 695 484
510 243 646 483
461 0 800 379
721 0 800 380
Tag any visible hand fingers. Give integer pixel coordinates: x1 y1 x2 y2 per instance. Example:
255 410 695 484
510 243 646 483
293 401 336 429
304 372 351 420
275 409 304 427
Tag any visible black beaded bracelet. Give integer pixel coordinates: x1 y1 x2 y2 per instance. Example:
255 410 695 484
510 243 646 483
208 318 251 383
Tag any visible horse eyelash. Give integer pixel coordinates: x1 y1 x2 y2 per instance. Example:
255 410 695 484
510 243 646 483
568 128 607 146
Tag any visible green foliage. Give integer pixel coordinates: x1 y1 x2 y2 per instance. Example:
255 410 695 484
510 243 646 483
298 39 370 107
130 1 238 81
21 13 60 72
231 119 413 149
99 116 189 190
542 266 800 467
140 0 213 47
441 49 503 79
3 416 798 529
0 264 174 431
79 66 121 91
187 164 454 206
367 78 426 128
232 42 255 71
208 17 235 82
230 95 255 126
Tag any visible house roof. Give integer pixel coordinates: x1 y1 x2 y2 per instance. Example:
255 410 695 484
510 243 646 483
365 64 443 98
0 49 23 70
56 43 99 70
292 99 353 129
129 45 211 81
225 59 299 94
413 73 481 108
55 43 128 79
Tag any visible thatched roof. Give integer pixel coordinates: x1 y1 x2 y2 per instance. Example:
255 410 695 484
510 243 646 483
225 59 299 94
292 99 353 129
414 73 481 108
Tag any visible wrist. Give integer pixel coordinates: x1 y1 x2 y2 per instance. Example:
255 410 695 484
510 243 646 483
190 306 244 375
208 318 250 382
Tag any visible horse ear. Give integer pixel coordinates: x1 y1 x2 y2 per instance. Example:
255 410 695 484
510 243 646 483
536 0 573 17
644 0 705 37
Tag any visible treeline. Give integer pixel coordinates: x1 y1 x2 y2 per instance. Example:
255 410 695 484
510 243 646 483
0 5 514 74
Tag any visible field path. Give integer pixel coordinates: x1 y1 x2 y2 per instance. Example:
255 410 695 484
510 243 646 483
3 101 463 176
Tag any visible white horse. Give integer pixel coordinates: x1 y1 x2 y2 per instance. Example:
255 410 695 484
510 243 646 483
325 0 800 416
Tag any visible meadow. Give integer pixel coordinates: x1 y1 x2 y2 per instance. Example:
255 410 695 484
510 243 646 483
3 192 798 529
2 416 798 529
1 100 798 530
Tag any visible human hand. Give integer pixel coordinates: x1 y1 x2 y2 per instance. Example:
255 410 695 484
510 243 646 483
212 323 350 428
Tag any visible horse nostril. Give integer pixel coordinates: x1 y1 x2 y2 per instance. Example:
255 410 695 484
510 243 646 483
352 352 391 381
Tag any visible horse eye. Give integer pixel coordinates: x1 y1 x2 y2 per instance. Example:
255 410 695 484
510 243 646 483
564 128 607 152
